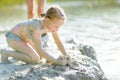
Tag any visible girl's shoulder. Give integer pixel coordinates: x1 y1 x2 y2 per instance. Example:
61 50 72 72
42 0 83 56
31 18 42 29
23 18 41 27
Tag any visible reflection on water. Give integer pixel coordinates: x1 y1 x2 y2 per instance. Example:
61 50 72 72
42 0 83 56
0 1 120 80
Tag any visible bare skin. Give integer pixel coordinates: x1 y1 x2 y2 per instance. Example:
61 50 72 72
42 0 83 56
26 0 46 19
1 18 67 64
38 0 46 18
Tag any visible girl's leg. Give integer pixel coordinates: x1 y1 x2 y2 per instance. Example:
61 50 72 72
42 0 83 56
38 0 46 18
1 50 33 63
26 0 35 19
1 40 40 63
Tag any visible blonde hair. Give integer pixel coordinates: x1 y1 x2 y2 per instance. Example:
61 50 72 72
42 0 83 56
45 5 66 20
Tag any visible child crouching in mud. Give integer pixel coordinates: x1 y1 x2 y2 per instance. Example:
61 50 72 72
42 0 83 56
0 5 70 65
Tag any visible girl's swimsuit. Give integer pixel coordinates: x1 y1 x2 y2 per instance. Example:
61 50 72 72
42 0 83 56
6 32 22 42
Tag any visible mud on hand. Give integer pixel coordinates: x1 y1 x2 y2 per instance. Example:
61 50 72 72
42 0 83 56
53 55 72 66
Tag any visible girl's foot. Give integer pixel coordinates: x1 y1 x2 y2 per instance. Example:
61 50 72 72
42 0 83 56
0 49 9 63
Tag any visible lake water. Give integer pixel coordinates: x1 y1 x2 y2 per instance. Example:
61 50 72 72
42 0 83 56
0 1 120 80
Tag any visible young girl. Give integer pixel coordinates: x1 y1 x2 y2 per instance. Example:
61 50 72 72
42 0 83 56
0 5 68 65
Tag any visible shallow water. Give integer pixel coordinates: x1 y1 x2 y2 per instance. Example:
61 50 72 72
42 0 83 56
0 1 120 80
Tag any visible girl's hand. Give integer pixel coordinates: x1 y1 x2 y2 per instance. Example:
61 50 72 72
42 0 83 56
56 56 67 66
53 55 71 66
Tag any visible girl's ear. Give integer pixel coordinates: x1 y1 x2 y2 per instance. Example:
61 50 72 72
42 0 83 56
45 18 50 26
46 18 50 23
46 17 50 21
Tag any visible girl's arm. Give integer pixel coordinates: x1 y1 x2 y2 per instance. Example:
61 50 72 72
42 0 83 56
32 30 67 66
52 31 67 55
32 29 56 63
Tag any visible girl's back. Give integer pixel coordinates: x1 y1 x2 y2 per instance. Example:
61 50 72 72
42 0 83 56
10 19 42 41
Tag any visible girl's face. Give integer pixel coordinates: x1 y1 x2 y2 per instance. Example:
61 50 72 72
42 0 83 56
47 19 64 32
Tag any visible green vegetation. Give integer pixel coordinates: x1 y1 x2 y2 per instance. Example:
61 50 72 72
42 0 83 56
0 0 119 8
0 0 24 7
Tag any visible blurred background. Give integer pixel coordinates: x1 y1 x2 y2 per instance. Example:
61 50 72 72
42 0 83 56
0 0 120 80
